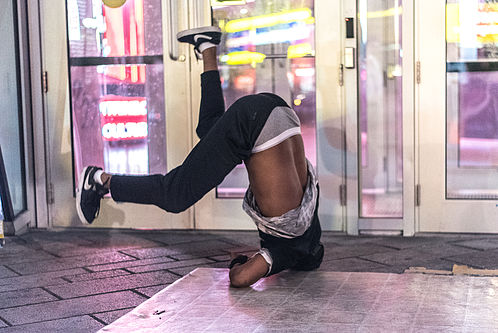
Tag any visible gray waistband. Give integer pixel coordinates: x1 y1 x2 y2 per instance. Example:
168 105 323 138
252 106 301 153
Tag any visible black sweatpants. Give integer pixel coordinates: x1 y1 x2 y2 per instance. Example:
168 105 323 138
110 70 289 212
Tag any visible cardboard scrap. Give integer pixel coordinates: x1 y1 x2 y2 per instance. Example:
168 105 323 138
405 264 498 277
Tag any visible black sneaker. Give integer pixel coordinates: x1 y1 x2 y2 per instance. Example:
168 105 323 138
76 166 109 224
177 26 222 58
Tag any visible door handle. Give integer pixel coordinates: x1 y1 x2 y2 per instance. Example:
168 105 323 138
193 0 205 28
167 0 185 62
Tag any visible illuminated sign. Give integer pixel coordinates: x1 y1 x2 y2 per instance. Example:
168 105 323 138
225 24 312 48
287 43 313 58
102 122 148 140
99 97 148 141
447 3 498 43
224 8 313 33
220 51 266 65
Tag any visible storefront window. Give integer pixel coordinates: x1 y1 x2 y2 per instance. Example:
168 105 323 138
66 0 166 187
446 0 498 198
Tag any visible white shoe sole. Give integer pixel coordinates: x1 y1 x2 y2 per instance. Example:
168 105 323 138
75 166 91 225
176 26 221 40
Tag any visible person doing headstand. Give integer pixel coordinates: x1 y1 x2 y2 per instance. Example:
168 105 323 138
76 26 324 288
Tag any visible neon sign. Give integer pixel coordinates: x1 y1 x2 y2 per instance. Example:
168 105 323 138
99 97 148 141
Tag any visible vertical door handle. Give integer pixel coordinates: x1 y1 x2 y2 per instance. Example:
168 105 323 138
167 0 185 61
193 0 205 28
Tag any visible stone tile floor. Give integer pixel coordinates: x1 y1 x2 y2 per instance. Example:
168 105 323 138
101 268 498 333
0 229 497 332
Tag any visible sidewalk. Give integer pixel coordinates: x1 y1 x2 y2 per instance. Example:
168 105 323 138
0 229 497 332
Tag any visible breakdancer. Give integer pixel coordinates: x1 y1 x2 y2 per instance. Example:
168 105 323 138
76 26 323 288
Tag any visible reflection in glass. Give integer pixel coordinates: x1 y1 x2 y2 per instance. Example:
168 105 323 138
213 0 316 198
67 0 166 187
358 1 403 217
0 0 26 216
446 0 498 199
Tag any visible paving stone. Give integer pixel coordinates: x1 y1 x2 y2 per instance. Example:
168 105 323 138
372 236 453 250
0 316 103 333
318 258 391 272
166 250 229 261
138 232 222 245
135 284 170 298
214 232 261 248
0 266 18 279
62 269 131 282
86 256 175 272
0 268 86 292
19 230 95 244
126 258 214 273
6 252 135 275
323 244 396 261
0 291 146 326
167 261 231 276
0 288 58 309
0 249 57 266
445 249 498 269
320 235 383 246
360 248 440 267
19 234 95 256
77 232 163 249
120 240 233 259
415 259 459 271
418 243 481 257
451 238 498 251
39 245 138 258
46 271 179 298
93 308 134 325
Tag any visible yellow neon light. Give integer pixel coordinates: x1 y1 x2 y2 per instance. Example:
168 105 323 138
220 51 266 65
224 8 312 33
447 3 498 44
287 43 313 59
446 3 460 43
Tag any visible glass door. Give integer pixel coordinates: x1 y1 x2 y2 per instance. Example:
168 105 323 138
0 0 36 234
40 0 192 229
193 0 344 231
418 0 498 232
0 0 27 218
345 0 415 234
358 0 403 219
